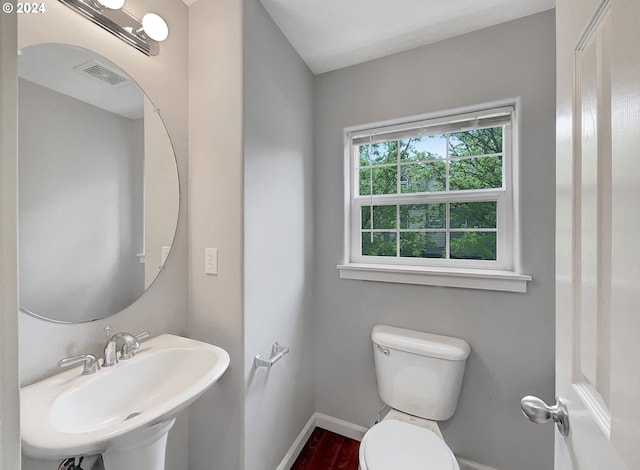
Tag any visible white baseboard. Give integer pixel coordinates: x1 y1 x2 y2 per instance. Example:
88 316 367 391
314 413 368 441
275 414 317 470
276 412 498 470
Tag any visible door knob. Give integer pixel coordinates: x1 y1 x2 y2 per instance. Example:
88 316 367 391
520 395 570 436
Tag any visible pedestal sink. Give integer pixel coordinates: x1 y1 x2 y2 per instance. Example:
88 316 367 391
21 334 230 470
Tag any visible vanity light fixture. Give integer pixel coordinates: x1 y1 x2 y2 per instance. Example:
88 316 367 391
58 0 169 56
92 0 125 10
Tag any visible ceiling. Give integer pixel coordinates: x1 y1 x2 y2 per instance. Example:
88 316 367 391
257 0 555 74
18 44 144 119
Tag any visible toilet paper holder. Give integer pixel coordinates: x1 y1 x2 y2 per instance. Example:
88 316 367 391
254 342 290 369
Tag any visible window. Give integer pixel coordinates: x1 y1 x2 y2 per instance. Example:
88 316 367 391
339 103 531 292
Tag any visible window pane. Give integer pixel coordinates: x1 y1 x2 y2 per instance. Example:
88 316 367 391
449 156 502 190
400 135 446 162
450 201 497 228
359 167 398 195
362 205 397 230
358 141 397 166
362 232 397 256
448 127 503 157
358 144 370 167
400 162 446 193
400 232 446 258
399 204 445 229
450 232 496 260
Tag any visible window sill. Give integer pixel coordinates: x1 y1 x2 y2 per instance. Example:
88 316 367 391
337 263 532 293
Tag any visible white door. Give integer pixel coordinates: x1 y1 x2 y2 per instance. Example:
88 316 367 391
543 0 640 468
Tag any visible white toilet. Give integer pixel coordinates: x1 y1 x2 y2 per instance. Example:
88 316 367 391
359 325 471 470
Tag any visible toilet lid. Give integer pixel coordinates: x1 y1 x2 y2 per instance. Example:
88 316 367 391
362 420 457 470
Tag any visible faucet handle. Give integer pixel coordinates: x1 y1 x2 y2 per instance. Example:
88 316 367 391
134 330 151 342
105 325 112 339
58 354 101 375
120 330 151 360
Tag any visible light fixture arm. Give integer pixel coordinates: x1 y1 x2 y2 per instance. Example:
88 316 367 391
85 0 105 10
134 26 150 41
58 0 168 56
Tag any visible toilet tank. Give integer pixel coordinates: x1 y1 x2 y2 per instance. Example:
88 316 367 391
372 325 470 421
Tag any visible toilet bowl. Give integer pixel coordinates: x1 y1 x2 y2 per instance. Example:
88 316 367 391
358 414 459 470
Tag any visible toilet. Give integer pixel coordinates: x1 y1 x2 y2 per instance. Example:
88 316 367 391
359 325 471 470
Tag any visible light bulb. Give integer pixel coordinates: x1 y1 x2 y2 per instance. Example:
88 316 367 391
141 13 169 42
95 0 125 9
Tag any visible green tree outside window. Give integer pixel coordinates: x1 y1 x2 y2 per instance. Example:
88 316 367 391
358 127 503 260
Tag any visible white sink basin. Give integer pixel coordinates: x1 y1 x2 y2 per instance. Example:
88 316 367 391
21 334 230 462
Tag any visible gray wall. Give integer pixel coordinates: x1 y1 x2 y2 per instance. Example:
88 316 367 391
19 79 144 323
187 1 316 468
313 10 556 470
243 1 315 469
17 0 189 468
0 7 21 470
187 0 245 468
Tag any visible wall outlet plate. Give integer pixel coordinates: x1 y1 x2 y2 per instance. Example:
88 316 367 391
205 248 218 275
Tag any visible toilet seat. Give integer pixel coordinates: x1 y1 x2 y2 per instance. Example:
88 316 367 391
359 419 459 470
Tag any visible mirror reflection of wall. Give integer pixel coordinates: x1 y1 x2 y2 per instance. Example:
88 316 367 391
18 43 179 323
142 97 179 290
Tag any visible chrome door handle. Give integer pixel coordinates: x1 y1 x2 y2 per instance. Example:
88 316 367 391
520 395 570 436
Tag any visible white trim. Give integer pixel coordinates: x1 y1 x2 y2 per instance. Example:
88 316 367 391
351 109 513 145
573 382 611 439
344 131 355 268
314 413 368 441
344 99 518 135
277 412 499 470
275 414 317 470
338 263 531 293
510 97 523 274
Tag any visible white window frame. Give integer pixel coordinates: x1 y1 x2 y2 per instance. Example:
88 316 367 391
338 100 531 292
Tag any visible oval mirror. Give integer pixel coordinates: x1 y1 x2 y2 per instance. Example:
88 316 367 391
18 43 179 323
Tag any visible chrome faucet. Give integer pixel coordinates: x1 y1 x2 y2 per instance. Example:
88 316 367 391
102 328 150 367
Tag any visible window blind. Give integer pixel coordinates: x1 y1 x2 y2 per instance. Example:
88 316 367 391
351 106 513 146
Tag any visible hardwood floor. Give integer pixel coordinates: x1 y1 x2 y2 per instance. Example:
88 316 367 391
291 427 360 470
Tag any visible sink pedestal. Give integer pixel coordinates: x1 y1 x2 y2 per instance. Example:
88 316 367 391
102 419 175 470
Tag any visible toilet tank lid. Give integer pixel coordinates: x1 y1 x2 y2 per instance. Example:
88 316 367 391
372 325 470 361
